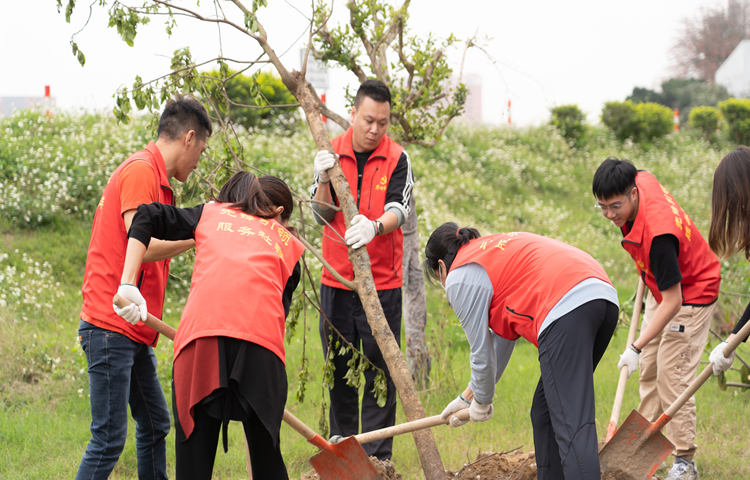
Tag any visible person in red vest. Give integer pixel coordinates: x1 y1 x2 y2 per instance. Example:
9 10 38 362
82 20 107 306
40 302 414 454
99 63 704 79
424 223 619 480
309 79 413 460
593 158 720 480
708 146 750 375
115 171 305 479
76 95 211 480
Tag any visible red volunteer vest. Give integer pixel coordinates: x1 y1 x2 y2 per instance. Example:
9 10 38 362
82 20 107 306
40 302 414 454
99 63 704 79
174 203 305 365
321 127 405 290
621 171 720 305
80 142 173 346
451 233 613 347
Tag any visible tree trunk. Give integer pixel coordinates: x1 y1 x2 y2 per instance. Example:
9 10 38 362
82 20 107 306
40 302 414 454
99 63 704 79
291 72 447 480
402 195 431 389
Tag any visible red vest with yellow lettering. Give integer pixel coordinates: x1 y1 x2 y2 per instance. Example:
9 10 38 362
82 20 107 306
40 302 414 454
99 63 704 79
322 127 405 290
451 233 612 347
173 203 305 364
621 171 720 305
81 142 172 346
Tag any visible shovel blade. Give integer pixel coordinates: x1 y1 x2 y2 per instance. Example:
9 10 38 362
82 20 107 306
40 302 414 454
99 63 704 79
309 436 381 480
599 410 673 479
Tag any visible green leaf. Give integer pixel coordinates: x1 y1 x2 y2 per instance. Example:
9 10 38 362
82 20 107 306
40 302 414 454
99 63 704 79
244 12 258 32
65 0 76 23
372 370 388 408
77 49 86 67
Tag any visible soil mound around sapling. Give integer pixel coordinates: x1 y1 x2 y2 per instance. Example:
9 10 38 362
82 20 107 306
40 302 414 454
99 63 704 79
299 456 402 480
447 449 537 480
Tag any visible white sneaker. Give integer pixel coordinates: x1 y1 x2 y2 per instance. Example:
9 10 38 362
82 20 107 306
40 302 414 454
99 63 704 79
665 457 698 480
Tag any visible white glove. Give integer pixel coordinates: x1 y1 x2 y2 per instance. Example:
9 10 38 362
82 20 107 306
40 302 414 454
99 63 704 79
617 346 640 379
114 284 147 325
709 342 735 376
314 151 336 183
469 399 494 422
113 302 141 325
441 395 471 428
345 214 377 249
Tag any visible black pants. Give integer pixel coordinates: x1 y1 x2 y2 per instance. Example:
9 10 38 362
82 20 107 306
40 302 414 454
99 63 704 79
174 401 287 480
531 299 619 480
319 284 402 460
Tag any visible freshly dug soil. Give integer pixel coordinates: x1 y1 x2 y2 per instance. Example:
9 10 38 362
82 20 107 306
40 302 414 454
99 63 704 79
447 450 537 480
299 456 402 480
601 469 638 480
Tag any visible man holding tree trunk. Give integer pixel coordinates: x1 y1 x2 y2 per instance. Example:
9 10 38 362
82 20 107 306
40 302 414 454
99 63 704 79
310 79 414 461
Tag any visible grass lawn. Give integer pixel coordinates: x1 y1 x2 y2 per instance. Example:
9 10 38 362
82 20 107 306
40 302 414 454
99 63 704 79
3 118 750 478
2 219 750 479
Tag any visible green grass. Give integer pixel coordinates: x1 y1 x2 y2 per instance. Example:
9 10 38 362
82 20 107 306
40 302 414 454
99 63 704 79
3 118 750 478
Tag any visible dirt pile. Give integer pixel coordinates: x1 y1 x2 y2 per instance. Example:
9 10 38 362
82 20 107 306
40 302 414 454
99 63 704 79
601 469 638 480
299 456 402 480
447 449 536 480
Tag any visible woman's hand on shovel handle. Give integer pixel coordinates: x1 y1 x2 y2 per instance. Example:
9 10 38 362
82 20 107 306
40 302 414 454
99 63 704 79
442 387 474 427
114 285 147 325
709 337 735 375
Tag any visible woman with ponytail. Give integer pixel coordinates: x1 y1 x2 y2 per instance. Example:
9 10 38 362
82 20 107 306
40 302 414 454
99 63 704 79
114 171 305 479
707 146 750 377
424 223 619 480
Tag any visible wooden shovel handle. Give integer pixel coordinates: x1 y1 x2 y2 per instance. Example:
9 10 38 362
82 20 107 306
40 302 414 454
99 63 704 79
282 409 319 442
663 317 750 420
353 408 471 445
606 278 646 441
113 294 177 341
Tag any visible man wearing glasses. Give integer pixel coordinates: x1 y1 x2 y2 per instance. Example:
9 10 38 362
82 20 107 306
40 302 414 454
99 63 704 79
592 157 720 480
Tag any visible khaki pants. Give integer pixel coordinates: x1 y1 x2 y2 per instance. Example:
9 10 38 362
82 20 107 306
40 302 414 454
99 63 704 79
638 292 715 459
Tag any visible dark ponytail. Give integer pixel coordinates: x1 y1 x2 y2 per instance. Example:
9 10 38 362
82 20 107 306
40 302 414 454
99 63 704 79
216 171 275 218
422 222 480 285
258 175 294 223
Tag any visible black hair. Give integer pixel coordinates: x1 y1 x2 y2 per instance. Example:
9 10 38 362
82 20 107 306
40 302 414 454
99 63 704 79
157 94 213 141
258 175 294 223
592 156 637 200
354 79 392 109
422 222 481 286
215 171 275 218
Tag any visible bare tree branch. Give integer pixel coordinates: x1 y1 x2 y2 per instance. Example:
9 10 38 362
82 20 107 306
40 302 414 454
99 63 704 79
297 235 356 290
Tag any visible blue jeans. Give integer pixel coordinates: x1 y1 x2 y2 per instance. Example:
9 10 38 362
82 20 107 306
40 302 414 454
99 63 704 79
76 320 171 480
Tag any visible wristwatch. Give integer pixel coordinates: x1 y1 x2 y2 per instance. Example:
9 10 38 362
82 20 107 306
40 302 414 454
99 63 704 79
374 220 384 235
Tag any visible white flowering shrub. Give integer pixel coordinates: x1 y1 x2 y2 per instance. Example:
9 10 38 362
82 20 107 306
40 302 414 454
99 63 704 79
0 110 151 227
0 249 64 316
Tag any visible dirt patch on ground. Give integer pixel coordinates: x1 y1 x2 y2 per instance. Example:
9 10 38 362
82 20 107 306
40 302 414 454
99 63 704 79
601 469 637 480
447 449 536 480
298 448 663 480
299 456 402 480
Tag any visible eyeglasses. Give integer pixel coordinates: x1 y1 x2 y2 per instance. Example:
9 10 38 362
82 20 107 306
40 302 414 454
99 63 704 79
594 202 625 215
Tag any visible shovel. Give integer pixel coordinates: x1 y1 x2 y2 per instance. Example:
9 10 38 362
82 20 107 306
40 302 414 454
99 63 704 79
113 294 381 480
599 316 750 479
605 278 646 442
283 409 381 480
331 409 471 445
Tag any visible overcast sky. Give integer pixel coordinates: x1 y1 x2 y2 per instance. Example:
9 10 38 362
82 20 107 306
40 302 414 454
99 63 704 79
0 0 725 125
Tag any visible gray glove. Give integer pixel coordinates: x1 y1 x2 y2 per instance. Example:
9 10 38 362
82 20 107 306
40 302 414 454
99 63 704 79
441 395 471 428
469 399 493 422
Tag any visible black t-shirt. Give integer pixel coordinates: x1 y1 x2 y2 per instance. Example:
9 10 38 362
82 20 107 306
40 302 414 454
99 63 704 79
625 222 682 292
355 149 374 205
649 234 682 291
315 150 413 210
